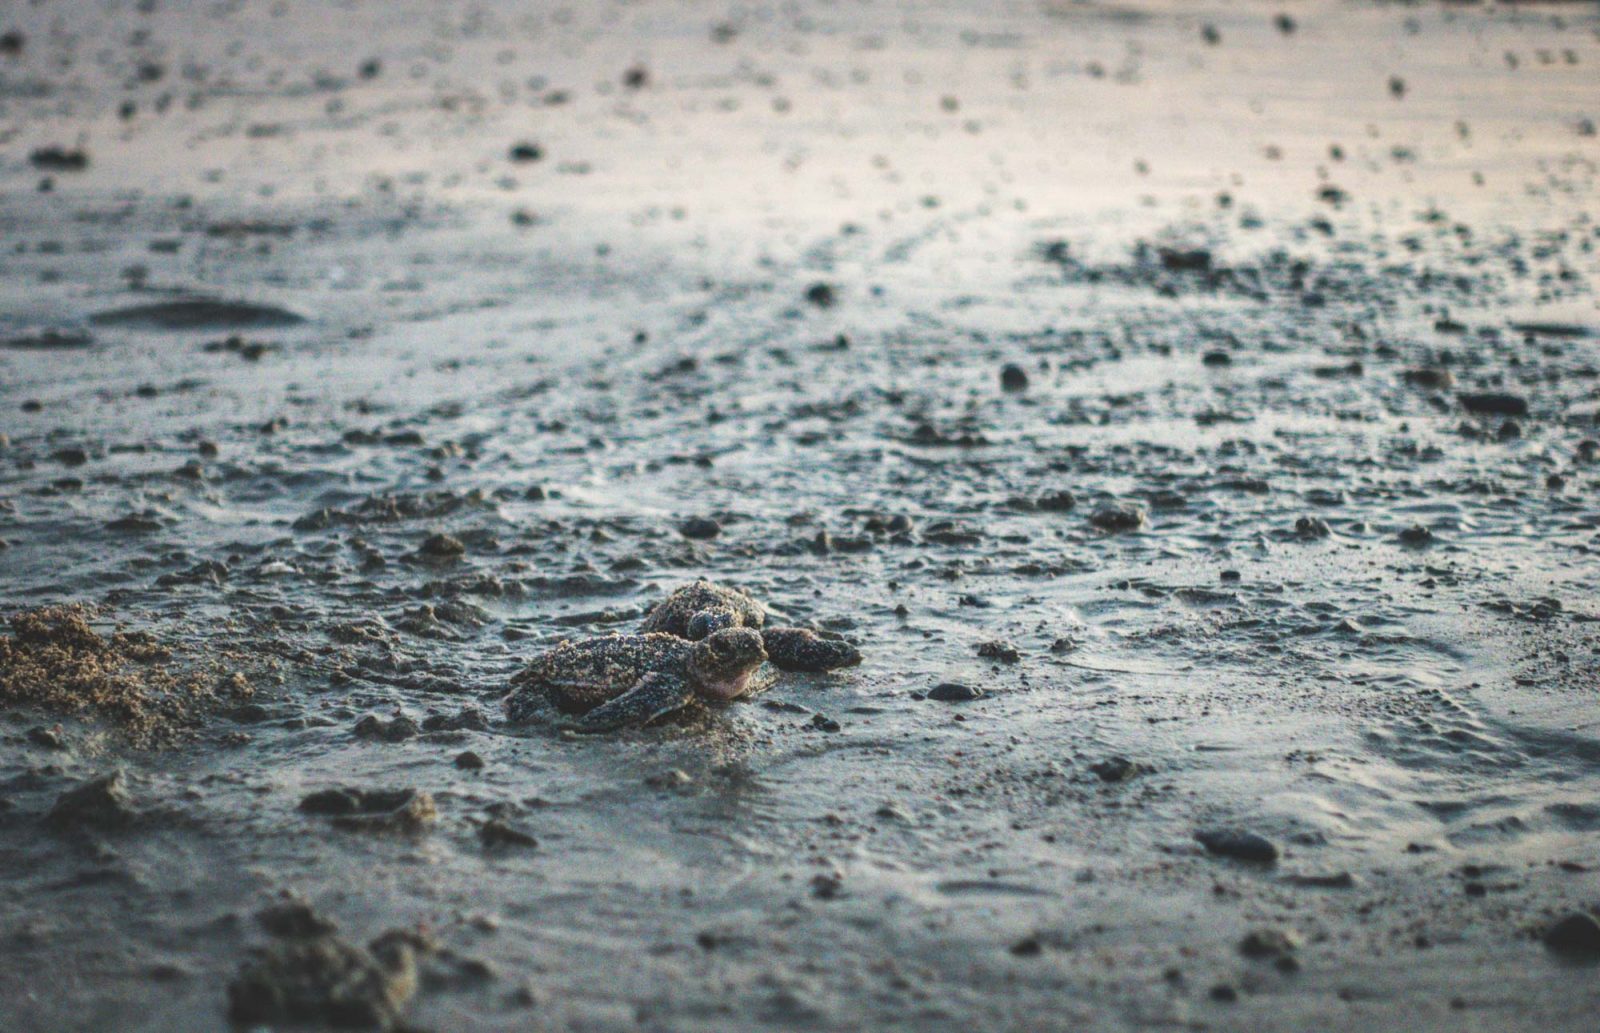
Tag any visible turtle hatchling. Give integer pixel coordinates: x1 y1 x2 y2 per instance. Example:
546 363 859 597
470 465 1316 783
641 579 862 673
505 628 768 733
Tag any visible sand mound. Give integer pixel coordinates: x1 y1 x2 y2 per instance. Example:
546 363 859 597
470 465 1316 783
0 605 240 742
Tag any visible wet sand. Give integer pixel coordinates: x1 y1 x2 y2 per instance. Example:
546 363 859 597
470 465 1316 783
2 0 1598 1029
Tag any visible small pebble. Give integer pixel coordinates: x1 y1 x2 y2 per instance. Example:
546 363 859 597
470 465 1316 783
1398 524 1435 547
416 533 465 559
1090 504 1147 533
645 768 693 789
1009 936 1043 957
679 516 721 540
1195 827 1279 864
1239 927 1299 959
804 282 835 308
1089 756 1138 783
479 819 537 849
1543 911 1600 956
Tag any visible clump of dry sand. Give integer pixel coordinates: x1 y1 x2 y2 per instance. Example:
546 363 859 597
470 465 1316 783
0 604 242 742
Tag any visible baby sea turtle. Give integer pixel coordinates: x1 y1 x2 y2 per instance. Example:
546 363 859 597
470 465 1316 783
640 580 862 673
505 628 767 733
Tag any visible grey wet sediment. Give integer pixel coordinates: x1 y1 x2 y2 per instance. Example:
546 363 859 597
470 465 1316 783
1 1 1599 1031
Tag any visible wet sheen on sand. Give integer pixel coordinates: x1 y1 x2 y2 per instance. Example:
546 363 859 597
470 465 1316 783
1 1 1598 1030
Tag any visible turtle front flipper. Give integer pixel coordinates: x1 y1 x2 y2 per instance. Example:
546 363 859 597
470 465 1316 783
560 671 695 733
761 628 862 673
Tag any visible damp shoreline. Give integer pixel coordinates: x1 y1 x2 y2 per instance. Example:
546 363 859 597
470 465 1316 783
2 1 1598 1030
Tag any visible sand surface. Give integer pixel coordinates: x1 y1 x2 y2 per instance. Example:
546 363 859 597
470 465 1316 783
2 1 1598 1030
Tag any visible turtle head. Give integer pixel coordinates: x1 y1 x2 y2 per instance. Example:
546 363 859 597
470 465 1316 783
687 607 737 640
687 628 766 701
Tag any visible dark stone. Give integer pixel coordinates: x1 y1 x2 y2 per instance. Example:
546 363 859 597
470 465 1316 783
422 707 489 733
1090 504 1146 533
1000 363 1029 391
1404 368 1454 390
1398 524 1436 547
1089 756 1138 783
354 714 416 742
1159 247 1212 272
810 874 843 899
1295 516 1332 539
644 768 693 790
228 703 272 724
1009 936 1043 957
415 533 465 559
227 934 421 1028
27 726 65 749
1543 912 1600 957
1239 927 1299 958
1195 827 1279 864
804 282 836 308
384 716 420 742
202 334 279 361
1458 392 1529 417
29 146 89 171
46 772 134 829
975 640 1021 664
299 788 436 834
257 900 339 939
106 513 162 533
479 819 537 849
926 682 984 703
679 516 721 540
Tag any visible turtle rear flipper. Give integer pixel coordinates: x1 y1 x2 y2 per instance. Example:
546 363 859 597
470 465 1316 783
503 686 547 724
762 628 862 673
560 671 694 733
